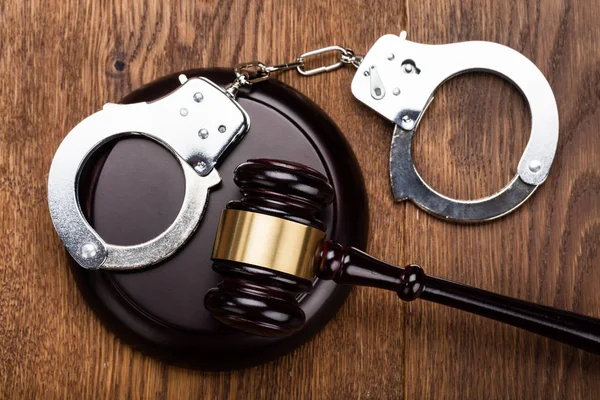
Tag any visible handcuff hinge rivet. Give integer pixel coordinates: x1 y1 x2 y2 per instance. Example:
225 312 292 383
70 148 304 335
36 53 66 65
199 128 209 139
194 161 207 173
400 115 415 130
81 243 98 259
528 160 542 173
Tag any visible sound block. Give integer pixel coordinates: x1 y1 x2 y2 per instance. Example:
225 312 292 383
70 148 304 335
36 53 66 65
71 69 368 370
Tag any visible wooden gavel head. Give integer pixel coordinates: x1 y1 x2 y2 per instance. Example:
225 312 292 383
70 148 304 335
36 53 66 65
204 159 335 337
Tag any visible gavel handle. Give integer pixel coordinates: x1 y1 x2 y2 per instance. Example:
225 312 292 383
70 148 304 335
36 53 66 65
420 276 600 353
317 241 600 354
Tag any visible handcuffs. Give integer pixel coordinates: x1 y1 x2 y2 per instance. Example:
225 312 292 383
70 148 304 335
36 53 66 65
351 32 558 221
48 76 249 269
48 31 559 270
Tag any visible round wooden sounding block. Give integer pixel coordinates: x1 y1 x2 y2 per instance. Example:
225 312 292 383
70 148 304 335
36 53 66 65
72 69 369 370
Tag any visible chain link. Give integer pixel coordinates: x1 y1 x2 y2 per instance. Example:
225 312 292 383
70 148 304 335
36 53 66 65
226 45 363 98
339 49 363 68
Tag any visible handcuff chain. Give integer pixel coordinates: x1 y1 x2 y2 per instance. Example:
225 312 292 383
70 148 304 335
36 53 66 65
226 45 363 98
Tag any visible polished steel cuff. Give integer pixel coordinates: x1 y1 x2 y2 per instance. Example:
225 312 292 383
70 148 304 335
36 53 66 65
351 32 559 222
48 76 249 270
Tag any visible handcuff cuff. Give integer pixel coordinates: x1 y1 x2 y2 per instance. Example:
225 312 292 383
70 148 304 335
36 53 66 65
48 31 559 270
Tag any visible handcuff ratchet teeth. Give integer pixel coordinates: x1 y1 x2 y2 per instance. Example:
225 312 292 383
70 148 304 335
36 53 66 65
351 32 559 222
48 75 250 270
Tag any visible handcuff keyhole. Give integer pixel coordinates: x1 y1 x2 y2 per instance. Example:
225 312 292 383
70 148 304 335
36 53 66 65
401 60 420 74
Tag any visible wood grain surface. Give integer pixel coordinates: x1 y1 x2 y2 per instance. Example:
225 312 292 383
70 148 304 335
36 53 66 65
1 0 599 398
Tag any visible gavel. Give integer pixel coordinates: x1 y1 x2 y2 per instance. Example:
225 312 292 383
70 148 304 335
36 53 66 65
204 159 600 353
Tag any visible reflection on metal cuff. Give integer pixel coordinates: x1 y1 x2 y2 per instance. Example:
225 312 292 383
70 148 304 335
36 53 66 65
389 126 538 222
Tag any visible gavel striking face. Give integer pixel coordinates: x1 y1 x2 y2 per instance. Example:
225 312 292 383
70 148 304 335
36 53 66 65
205 159 600 353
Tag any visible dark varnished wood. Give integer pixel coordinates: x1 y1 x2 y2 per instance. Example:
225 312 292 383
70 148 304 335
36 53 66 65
70 70 368 370
317 241 426 301
206 159 335 336
317 242 600 353
228 159 335 230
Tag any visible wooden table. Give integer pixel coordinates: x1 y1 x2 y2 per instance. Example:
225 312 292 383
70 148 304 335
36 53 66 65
1 0 598 398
